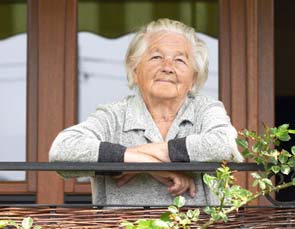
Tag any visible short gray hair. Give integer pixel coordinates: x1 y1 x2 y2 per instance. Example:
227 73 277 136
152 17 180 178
125 18 209 94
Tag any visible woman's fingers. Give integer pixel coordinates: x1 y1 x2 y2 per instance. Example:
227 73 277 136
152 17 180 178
149 171 196 197
113 173 137 187
189 179 196 197
168 175 186 195
151 175 173 187
167 173 196 197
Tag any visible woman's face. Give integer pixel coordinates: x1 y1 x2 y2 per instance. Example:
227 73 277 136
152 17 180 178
134 32 196 103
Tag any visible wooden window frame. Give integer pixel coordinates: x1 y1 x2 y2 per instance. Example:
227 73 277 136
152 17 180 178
0 0 36 195
0 0 274 205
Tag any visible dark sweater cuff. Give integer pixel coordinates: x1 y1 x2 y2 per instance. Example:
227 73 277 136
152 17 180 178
168 137 190 162
96 142 126 176
98 142 126 162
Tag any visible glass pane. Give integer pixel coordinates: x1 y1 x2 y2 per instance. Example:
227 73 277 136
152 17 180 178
78 0 218 122
0 1 27 181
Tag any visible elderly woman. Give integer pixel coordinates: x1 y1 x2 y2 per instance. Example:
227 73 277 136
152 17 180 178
49 18 243 206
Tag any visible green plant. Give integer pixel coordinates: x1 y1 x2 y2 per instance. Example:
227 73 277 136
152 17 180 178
121 196 199 229
0 217 41 229
237 123 295 180
121 124 295 229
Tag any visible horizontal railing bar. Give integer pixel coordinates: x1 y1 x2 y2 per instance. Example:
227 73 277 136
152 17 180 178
0 162 263 171
0 204 294 208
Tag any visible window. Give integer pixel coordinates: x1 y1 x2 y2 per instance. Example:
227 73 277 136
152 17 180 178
78 0 219 122
0 0 27 182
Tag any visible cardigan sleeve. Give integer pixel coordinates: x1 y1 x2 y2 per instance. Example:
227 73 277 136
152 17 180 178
187 98 243 162
49 108 126 178
168 97 243 163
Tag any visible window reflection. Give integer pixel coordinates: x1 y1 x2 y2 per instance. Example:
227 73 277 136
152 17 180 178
0 1 27 181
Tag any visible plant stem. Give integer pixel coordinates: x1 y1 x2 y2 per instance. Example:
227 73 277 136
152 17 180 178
199 181 295 229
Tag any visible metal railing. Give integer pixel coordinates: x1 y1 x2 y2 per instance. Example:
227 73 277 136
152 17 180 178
0 162 294 207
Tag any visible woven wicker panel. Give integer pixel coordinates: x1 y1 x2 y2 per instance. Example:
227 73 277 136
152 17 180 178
0 207 295 228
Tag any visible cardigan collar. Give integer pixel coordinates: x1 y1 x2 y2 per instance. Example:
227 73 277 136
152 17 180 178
123 91 195 142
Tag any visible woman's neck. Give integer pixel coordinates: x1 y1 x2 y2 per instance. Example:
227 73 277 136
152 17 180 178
142 95 185 139
144 97 183 121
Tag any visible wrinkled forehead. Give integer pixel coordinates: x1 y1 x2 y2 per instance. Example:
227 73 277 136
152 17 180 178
144 31 192 55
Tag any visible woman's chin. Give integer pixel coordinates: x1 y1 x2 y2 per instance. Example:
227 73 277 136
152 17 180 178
150 91 178 101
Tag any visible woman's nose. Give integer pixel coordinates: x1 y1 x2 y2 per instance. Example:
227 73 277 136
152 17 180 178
161 58 174 73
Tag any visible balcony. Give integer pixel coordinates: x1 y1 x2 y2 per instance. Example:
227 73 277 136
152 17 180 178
0 162 294 228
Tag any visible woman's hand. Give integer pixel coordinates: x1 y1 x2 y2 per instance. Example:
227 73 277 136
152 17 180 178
118 146 196 198
150 171 196 198
114 147 163 187
113 173 138 187
125 143 170 162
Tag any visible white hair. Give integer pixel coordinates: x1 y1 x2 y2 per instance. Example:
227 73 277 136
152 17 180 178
125 18 209 94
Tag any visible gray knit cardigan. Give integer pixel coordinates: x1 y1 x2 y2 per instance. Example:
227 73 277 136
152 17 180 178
49 93 243 206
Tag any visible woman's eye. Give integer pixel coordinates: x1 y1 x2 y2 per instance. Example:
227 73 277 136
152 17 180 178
151 55 162 60
175 58 186 64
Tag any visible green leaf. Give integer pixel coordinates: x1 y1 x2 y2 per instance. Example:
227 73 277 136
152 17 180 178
277 133 291 142
160 212 172 222
218 212 228 222
292 178 295 185
186 209 193 218
22 217 33 229
192 209 200 221
258 181 266 190
274 140 281 147
292 146 295 155
271 165 280 174
236 139 248 149
242 149 253 158
152 220 169 229
279 155 289 164
137 219 153 228
278 124 289 130
255 157 263 164
276 125 291 141
173 196 185 208
0 220 9 228
203 174 216 187
121 221 135 228
242 129 256 138
251 172 261 179
33 227 42 229
288 129 295 134
270 127 278 135
211 213 221 222
282 149 292 157
168 206 178 214
179 218 191 226
281 164 291 175
287 157 295 167
203 206 213 215
252 142 263 153
262 178 273 187
252 179 259 187
8 221 18 227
